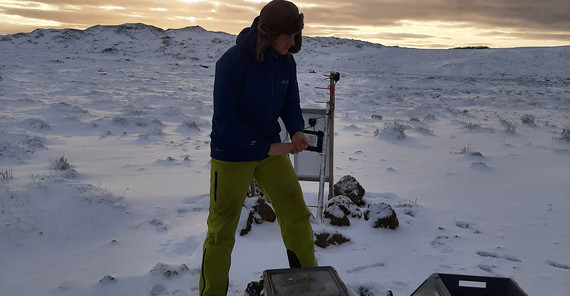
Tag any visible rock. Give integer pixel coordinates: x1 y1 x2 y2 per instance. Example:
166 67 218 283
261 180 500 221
240 197 275 236
98 275 116 284
323 195 363 226
150 263 189 278
358 286 373 296
314 231 350 248
364 203 399 229
324 205 351 226
247 180 264 197
333 175 365 206
240 211 256 236
256 197 276 223
327 195 363 218
245 279 264 296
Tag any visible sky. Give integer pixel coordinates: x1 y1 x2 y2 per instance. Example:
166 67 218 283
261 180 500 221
1 0 569 49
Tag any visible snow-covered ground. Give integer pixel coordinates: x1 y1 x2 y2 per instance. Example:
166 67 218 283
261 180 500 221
1 23 569 296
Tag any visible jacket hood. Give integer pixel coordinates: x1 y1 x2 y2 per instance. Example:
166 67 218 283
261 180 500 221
236 17 260 59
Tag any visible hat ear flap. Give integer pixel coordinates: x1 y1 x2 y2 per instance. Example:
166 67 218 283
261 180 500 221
289 32 302 53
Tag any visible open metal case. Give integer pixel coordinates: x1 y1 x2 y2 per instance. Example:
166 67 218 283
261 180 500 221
263 266 350 296
411 273 528 296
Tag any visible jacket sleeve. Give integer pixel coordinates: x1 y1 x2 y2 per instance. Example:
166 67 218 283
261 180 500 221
280 58 305 137
212 49 272 154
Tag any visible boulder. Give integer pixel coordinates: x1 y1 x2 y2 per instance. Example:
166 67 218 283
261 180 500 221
256 197 276 223
363 203 399 229
245 279 264 296
323 195 363 226
314 231 350 248
150 263 190 278
240 197 276 236
327 195 363 218
324 205 350 226
247 180 264 197
333 175 365 206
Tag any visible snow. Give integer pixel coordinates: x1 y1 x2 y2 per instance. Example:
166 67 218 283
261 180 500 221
1 23 569 296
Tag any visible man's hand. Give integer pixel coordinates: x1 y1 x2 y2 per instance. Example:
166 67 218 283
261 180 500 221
291 131 309 154
269 143 295 155
268 132 309 156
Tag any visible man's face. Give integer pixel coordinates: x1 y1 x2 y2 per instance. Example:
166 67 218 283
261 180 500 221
271 34 296 55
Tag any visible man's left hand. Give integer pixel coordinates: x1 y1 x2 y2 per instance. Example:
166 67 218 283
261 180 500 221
291 131 309 154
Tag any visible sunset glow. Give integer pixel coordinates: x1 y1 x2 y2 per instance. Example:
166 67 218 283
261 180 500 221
0 0 568 48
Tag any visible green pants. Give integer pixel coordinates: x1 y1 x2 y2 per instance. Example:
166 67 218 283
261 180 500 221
199 154 318 296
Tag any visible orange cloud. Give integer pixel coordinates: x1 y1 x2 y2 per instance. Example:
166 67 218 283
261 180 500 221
1 0 569 48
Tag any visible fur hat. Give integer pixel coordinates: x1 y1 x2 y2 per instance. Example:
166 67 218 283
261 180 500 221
256 0 304 62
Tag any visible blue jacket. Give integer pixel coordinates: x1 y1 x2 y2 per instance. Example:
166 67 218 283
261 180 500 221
210 18 305 161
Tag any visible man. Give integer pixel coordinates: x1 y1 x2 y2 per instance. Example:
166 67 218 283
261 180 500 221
199 1 318 295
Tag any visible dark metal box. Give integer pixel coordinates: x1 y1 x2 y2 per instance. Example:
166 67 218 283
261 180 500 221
263 266 350 296
411 273 528 296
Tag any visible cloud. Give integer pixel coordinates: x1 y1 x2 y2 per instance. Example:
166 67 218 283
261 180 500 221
480 30 570 42
301 0 570 30
1 0 569 48
374 32 437 41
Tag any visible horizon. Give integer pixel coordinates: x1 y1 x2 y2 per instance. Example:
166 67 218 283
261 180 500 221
3 22 570 51
0 23 570 49
1 0 569 49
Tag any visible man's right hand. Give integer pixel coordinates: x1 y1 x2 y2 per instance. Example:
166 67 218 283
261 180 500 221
268 143 295 155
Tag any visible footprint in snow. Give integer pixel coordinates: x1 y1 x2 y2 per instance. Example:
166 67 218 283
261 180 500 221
149 219 168 233
455 221 471 229
478 264 497 274
430 235 454 254
471 161 493 171
476 250 522 262
455 221 483 234
345 262 385 273
546 260 570 270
